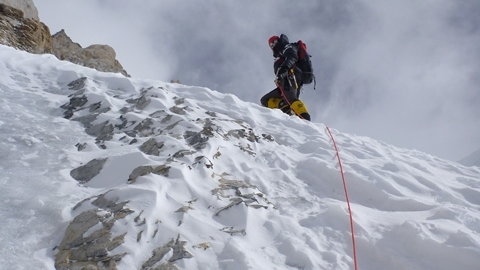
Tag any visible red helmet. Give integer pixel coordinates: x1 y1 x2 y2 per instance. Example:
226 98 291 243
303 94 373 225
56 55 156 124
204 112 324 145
268 35 280 50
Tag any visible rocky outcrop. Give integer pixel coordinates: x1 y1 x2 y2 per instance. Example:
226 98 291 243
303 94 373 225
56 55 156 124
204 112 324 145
0 0 38 20
55 193 134 270
0 2 129 76
70 158 108 184
52 30 129 77
56 77 275 269
0 3 52 53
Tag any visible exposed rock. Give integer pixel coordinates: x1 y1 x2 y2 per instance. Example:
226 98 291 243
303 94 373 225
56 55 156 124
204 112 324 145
60 95 88 119
184 119 216 150
175 205 193 214
211 174 272 217
128 165 171 182
0 3 52 53
214 197 244 216
262 133 275 142
89 101 110 114
75 142 87 151
174 97 185 105
70 158 108 183
141 241 173 269
134 118 155 136
0 0 38 20
169 237 193 262
157 263 180 270
192 242 210 251
173 149 195 158
92 193 129 213
169 106 187 115
220 226 246 236
52 29 129 76
227 128 258 143
86 121 115 143
192 155 214 169
55 194 134 270
67 77 87 90
205 111 217 117
141 236 192 270
127 94 151 110
140 138 165 156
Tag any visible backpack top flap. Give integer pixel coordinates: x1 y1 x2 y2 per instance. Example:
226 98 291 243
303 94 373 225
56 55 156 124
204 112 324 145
297 40 309 60
296 40 314 84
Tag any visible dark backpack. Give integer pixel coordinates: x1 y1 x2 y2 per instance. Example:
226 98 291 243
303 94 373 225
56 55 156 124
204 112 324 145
296 40 314 85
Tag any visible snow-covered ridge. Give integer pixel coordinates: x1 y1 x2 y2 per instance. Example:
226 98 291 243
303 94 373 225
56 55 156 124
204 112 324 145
1 45 480 270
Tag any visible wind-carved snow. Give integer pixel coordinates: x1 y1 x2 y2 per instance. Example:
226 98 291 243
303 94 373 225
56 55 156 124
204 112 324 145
1 45 480 270
57 74 281 269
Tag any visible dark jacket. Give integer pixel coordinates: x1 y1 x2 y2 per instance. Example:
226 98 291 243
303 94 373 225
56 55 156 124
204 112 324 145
272 34 300 80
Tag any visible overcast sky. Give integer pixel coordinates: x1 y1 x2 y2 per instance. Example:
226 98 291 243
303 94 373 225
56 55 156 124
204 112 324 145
34 0 480 161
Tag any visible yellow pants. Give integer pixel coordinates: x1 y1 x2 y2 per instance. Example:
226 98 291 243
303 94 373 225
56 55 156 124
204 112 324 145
267 98 308 117
290 100 308 115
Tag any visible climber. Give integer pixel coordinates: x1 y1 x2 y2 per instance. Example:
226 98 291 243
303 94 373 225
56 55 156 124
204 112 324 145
260 34 311 121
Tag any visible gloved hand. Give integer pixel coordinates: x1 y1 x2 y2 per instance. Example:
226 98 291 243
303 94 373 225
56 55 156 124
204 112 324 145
276 66 289 80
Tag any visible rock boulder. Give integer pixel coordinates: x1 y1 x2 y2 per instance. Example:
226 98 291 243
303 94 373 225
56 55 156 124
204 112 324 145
0 0 38 20
52 29 129 77
0 3 52 53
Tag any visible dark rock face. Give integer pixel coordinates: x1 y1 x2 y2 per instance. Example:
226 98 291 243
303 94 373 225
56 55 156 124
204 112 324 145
183 119 216 150
55 194 134 270
140 138 165 156
70 158 108 183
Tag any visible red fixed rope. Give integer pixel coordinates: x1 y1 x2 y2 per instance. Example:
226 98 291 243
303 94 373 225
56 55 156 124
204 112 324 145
325 126 359 270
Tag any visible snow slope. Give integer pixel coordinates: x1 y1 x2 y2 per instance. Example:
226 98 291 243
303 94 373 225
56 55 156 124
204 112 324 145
1 44 480 270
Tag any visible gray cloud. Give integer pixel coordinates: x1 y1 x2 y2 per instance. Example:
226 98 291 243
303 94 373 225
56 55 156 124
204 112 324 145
35 0 480 161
